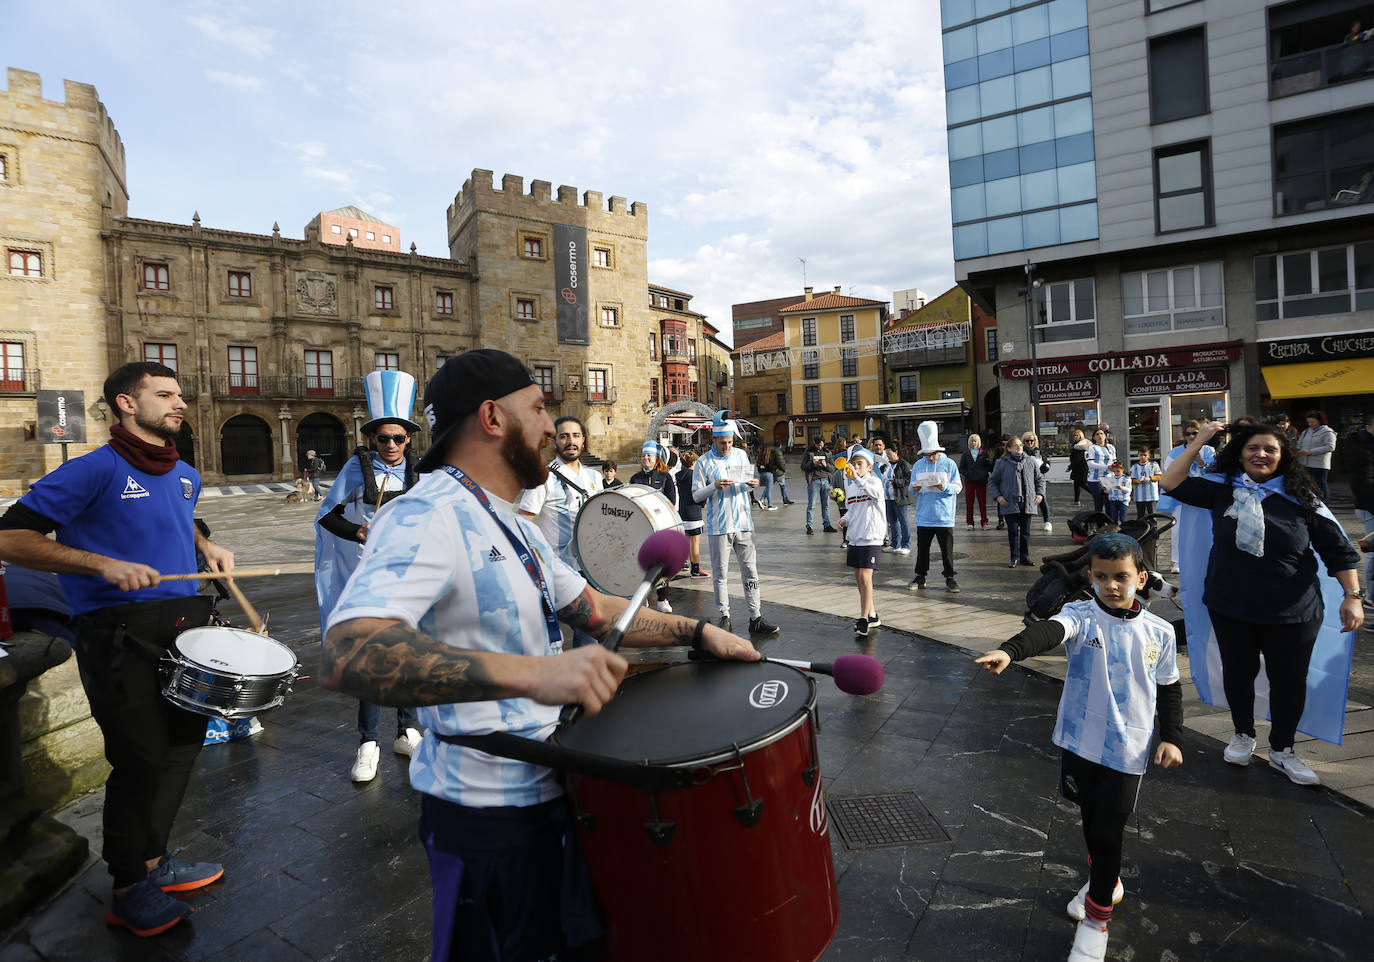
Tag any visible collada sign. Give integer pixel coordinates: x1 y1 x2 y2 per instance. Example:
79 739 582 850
999 340 1242 379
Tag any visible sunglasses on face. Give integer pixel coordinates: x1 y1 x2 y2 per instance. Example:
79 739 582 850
376 434 408 444
1184 432 1198 437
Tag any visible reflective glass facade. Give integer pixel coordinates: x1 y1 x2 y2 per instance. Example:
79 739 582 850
942 0 1099 259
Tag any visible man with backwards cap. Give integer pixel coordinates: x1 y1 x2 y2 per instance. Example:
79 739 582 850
315 369 424 782
691 410 782 636
320 349 759 962
518 414 600 571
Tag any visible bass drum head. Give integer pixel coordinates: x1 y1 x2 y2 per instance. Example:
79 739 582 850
573 484 680 597
174 626 297 677
556 661 813 766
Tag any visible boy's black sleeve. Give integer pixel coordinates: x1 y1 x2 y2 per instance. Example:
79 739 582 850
318 504 364 543
999 620 1067 661
1156 681 1184 746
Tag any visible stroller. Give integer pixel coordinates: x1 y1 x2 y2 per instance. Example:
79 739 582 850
1023 512 1180 630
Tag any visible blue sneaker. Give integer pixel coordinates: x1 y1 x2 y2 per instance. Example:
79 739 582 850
106 877 190 936
147 852 224 892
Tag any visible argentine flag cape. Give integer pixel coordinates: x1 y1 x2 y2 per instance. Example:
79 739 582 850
1177 472 1355 745
313 452 411 636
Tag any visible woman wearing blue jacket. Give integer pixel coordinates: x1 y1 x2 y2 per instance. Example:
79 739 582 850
907 421 963 593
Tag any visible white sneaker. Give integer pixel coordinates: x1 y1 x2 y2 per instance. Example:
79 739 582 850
967 523 975 530
350 741 380 782
393 728 421 757
882 546 895 553
1067 919 1108 962
1170 563 1180 574
1043 522 1053 532
1223 732 1256 766
897 547 911 555
1066 878 1124 920
654 600 673 613
1269 747 1320 785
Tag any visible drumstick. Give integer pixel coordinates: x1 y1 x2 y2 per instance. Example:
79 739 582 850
375 472 388 514
160 567 305 581
222 577 267 634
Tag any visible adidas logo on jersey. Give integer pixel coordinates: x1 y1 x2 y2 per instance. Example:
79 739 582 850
489 546 507 563
121 476 150 500
1085 636 1103 649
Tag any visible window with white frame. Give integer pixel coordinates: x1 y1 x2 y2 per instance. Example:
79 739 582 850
8 250 41 277
1255 242 1374 320
840 315 856 342
375 285 394 311
143 342 177 372
523 237 543 258
366 231 375 241
0 341 25 390
804 385 821 413
382 234 391 244
1122 262 1225 334
331 224 342 234
687 338 696 361
305 349 334 394
1035 278 1097 343
142 262 169 290
534 365 555 398
435 291 453 315
227 270 251 298
802 317 817 346
594 247 611 268
375 352 399 370
517 298 536 319
587 368 608 400
601 306 619 327
802 350 819 380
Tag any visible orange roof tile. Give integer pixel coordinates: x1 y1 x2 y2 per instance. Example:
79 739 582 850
731 330 785 354
779 292 887 313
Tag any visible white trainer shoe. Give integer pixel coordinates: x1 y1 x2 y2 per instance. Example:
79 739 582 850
654 600 673 613
1067 919 1108 961
1223 732 1256 766
1269 747 1320 785
1043 522 1053 532
393 728 422 757
350 741 380 782
1066 878 1124 920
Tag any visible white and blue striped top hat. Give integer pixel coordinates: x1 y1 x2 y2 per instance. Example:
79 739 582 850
361 370 423 434
711 409 739 438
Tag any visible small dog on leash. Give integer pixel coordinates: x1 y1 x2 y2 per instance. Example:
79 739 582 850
285 478 310 504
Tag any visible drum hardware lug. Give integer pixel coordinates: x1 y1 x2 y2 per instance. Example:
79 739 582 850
802 709 821 787
644 793 676 847
729 744 764 828
567 784 596 833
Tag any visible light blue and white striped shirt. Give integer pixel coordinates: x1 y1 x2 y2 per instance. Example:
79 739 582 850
1050 599 1179 775
518 457 601 569
1086 443 1115 484
327 470 587 808
1130 462 1161 503
692 447 755 536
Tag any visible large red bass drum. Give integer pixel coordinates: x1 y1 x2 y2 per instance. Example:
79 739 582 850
555 660 839 962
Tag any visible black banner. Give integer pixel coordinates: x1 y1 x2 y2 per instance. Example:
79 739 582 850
37 389 87 444
554 223 589 345
1259 332 1374 365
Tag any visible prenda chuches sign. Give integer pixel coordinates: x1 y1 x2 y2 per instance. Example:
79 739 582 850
554 224 589 345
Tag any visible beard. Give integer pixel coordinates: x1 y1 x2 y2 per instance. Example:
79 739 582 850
504 428 550 489
134 409 179 442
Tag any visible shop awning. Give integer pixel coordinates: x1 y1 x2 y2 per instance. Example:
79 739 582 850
864 398 969 419
1261 357 1374 398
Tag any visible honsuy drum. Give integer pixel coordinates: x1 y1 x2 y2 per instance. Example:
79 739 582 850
573 484 681 597
161 626 299 718
554 661 838 962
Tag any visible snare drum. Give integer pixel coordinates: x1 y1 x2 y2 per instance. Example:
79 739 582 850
573 484 681 596
161 626 299 718
555 661 838 962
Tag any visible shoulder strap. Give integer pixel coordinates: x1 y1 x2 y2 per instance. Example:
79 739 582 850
357 449 379 504
433 730 694 793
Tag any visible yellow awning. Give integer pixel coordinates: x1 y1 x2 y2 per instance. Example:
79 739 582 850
1261 357 1374 398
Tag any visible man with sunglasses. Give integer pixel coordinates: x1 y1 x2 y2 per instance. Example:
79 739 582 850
316 369 424 782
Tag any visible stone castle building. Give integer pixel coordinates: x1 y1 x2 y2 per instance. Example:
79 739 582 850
0 68 718 492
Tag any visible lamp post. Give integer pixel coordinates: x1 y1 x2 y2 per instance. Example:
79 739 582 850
1020 262 1043 434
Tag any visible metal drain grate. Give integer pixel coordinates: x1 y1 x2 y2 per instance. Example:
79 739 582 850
826 792 949 851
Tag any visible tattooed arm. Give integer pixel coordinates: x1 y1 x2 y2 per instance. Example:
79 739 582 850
321 617 629 714
556 587 761 661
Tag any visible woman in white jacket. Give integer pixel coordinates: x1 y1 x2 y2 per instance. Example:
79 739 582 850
1297 409 1337 501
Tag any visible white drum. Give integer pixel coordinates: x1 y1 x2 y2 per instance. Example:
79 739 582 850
161 626 299 718
574 484 681 597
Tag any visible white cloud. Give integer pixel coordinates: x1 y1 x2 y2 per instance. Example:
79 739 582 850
204 69 265 92
304 167 357 189
185 13 274 58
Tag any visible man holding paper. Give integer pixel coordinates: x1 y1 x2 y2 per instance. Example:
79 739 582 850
907 421 963 593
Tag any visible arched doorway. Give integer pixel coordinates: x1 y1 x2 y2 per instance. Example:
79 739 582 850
175 422 195 467
297 412 349 473
220 414 273 477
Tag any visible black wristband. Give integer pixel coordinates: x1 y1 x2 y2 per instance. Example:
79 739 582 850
691 619 708 652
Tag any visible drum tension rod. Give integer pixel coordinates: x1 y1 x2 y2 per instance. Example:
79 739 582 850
567 784 596 833
729 744 764 828
802 713 821 788
644 791 676 847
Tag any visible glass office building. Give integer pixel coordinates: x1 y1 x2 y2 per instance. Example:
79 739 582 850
942 0 1099 259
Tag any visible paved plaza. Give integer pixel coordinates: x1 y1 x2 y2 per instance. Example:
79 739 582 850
4 479 1373 960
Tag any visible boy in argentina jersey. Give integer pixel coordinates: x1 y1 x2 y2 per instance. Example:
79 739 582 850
976 533 1183 962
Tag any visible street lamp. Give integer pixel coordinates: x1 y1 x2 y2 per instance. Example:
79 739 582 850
1017 263 1043 434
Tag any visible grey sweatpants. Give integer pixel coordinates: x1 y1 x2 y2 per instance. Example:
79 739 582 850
706 531 761 621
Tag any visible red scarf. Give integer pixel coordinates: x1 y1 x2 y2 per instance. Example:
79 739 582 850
109 423 180 475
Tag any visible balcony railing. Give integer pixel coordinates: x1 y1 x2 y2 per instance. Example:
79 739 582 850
210 374 366 400
1271 38 1374 98
540 384 565 403
176 373 198 400
585 385 618 405
885 345 968 369
0 368 39 394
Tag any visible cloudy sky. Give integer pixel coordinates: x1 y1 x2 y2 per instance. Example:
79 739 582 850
8 0 954 343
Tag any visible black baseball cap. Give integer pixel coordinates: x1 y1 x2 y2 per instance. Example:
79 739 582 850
416 349 537 473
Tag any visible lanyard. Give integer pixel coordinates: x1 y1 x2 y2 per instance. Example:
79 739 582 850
440 465 561 649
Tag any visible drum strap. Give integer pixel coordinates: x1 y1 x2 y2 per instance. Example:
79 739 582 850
433 730 695 793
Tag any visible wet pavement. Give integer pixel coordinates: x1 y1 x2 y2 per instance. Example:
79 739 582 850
4 482 1373 960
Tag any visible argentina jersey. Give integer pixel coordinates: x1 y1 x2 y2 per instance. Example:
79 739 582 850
1130 463 1160 502
328 470 588 808
693 448 753 536
518 458 600 568
1049 599 1179 775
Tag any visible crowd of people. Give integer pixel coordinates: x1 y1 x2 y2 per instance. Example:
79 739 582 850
0 350 1368 962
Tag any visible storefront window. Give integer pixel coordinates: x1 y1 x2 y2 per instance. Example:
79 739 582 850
1039 400 1100 456
1171 391 1228 433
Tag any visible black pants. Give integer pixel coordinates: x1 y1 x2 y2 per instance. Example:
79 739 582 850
73 598 211 888
1210 610 1322 751
914 527 955 579
1071 475 1089 505
1061 751 1139 912
1004 512 1032 562
1135 500 1157 519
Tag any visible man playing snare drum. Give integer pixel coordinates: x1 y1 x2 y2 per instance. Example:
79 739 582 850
518 414 601 571
0 361 235 937
321 349 759 962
